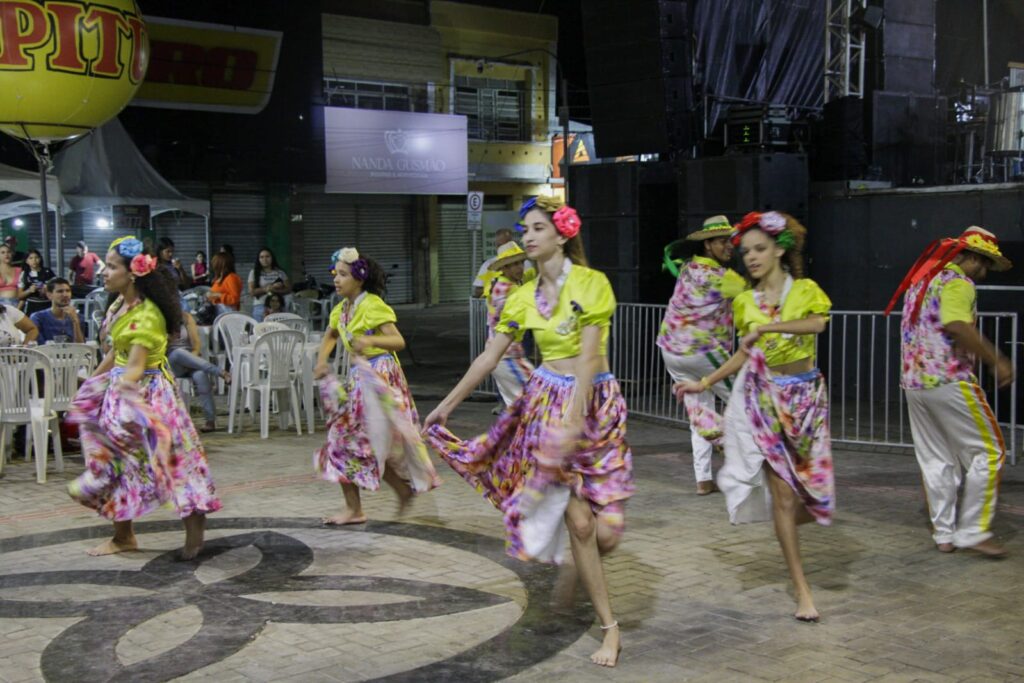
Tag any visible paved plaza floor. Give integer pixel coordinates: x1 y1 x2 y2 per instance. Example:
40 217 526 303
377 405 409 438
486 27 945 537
1 306 1023 682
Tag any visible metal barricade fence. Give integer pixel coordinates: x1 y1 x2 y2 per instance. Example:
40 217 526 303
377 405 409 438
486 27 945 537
468 298 498 395
469 299 1019 464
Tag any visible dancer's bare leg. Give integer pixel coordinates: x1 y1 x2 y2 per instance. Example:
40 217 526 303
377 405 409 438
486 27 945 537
382 467 414 516
565 495 620 667
181 513 206 560
322 482 367 525
88 520 138 556
765 466 818 621
555 519 620 613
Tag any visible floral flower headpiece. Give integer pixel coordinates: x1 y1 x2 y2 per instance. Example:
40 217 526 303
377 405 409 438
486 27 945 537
730 211 795 250
331 247 370 281
517 196 582 239
109 236 158 277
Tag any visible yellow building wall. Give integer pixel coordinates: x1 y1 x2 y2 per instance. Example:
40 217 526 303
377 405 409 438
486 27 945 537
431 0 558 163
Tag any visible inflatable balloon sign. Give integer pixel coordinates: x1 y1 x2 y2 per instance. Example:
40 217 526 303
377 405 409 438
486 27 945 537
0 0 149 142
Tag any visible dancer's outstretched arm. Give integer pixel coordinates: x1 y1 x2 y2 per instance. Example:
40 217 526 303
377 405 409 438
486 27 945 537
423 333 513 428
93 350 116 377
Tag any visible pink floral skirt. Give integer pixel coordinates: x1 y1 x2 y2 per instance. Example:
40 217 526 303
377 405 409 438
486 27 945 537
717 348 835 525
67 368 222 521
425 367 634 563
314 355 440 493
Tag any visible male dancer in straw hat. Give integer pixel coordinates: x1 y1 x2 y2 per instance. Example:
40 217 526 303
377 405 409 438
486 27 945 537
487 241 535 406
657 215 747 494
893 226 1015 556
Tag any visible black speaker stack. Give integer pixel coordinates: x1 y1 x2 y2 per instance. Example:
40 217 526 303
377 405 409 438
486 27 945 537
580 0 696 158
570 162 679 304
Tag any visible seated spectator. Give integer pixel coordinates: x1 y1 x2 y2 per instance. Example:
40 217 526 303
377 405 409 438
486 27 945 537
19 249 57 316
207 252 242 313
30 278 84 344
168 311 230 432
0 301 38 345
248 247 291 321
157 237 193 290
264 292 287 316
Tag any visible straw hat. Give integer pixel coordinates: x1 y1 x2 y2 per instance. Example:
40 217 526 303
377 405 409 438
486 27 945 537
492 241 527 270
685 214 732 241
958 226 1012 271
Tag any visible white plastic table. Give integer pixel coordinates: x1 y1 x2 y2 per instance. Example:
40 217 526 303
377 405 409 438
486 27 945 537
227 340 321 435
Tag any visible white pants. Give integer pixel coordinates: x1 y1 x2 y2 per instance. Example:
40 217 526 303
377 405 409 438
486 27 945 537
905 381 1005 547
492 356 534 406
661 348 731 482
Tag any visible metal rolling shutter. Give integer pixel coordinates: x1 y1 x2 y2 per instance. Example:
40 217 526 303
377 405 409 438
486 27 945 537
437 199 473 302
299 194 414 305
437 199 509 303
211 192 265 290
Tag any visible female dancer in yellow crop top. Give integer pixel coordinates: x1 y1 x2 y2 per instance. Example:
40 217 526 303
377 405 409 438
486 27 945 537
676 211 834 623
424 196 634 668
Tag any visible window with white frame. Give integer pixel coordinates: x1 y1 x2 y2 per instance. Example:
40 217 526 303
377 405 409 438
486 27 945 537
324 78 419 111
454 75 528 142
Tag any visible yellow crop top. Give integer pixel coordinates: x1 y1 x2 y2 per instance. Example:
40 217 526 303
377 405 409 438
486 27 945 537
732 277 831 366
495 263 616 361
109 298 168 370
329 292 398 358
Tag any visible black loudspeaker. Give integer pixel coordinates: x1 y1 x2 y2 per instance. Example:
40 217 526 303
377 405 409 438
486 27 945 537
581 0 696 157
813 96 868 181
571 162 679 303
678 154 809 227
881 0 936 94
871 91 947 185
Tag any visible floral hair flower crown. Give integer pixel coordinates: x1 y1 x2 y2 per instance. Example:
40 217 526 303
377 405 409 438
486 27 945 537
109 236 158 277
730 211 795 250
330 247 370 281
517 196 582 239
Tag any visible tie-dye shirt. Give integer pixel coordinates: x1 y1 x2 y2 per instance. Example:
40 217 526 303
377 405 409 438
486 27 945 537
656 256 746 358
900 264 977 390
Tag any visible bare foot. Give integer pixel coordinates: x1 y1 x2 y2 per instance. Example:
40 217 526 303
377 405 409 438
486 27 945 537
87 536 138 556
591 624 621 667
180 514 206 561
396 487 414 518
936 542 956 553
794 589 819 622
964 538 1007 558
322 511 368 526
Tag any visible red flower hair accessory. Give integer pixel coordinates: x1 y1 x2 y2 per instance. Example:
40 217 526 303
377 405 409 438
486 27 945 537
552 206 582 239
730 211 789 246
130 254 158 277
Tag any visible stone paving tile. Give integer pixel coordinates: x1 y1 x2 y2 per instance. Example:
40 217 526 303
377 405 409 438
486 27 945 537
1 398 1024 682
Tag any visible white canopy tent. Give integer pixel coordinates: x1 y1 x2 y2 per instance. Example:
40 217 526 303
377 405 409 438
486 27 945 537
0 118 209 273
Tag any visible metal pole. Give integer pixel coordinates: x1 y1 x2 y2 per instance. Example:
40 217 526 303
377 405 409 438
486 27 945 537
54 210 63 278
983 0 990 83
560 75 570 201
37 145 50 266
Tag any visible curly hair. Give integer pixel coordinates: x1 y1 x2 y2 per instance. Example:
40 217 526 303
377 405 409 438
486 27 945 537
780 213 808 278
109 250 183 337
356 256 388 297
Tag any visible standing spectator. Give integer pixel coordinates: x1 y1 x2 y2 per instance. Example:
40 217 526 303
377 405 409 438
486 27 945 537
0 243 22 307
156 237 192 290
0 301 38 345
191 250 209 285
30 278 83 344
69 241 104 295
4 236 27 266
248 247 290 321
472 228 514 298
19 249 57 315
207 251 242 313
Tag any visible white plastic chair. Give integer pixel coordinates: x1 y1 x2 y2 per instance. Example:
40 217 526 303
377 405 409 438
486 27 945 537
253 321 288 338
0 348 59 483
239 329 304 439
82 289 108 336
36 344 97 412
264 313 310 338
89 309 105 342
